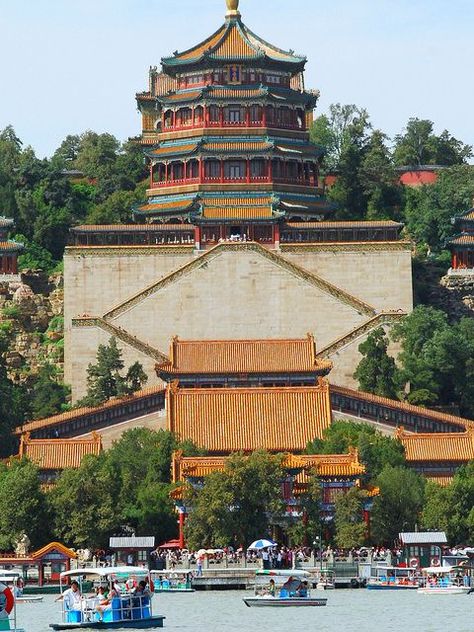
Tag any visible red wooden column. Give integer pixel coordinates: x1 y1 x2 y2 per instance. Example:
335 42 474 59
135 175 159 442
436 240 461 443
262 106 267 127
205 107 210 127
220 160 224 183
219 107 224 127
178 511 187 549
199 159 204 182
363 509 371 541
452 251 457 269
274 222 280 248
267 159 271 182
246 159 251 183
245 107 250 127
194 226 201 251
165 163 169 184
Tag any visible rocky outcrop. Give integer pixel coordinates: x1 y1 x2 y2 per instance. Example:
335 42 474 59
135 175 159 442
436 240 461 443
439 274 474 319
0 271 64 380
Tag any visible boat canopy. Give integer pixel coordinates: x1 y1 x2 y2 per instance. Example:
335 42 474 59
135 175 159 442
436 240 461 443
59 566 149 579
150 569 193 576
255 569 310 578
421 565 456 574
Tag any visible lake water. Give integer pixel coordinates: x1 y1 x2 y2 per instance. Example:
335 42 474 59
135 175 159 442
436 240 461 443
16 590 473 632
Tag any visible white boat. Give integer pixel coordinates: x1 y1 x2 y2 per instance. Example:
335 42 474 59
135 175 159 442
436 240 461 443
417 566 471 595
315 570 335 591
150 570 194 593
366 566 419 590
243 570 327 607
49 566 165 630
0 573 26 632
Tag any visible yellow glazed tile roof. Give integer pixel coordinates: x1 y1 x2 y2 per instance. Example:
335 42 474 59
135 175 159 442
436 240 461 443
18 433 102 470
202 205 273 219
450 235 474 245
14 386 166 435
397 427 474 462
167 381 332 453
171 450 364 483
331 385 474 432
159 334 332 374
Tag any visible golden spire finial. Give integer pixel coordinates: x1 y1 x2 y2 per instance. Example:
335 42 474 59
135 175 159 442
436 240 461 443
226 0 240 18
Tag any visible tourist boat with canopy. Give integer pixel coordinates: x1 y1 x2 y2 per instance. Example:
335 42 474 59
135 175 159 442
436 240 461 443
417 566 471 595
49 567 165 630
0 573 26 632
366 566 419 590
243 570 327 607
150 571 194 593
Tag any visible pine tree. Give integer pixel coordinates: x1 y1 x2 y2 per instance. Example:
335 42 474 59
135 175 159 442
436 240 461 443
354 328 400 399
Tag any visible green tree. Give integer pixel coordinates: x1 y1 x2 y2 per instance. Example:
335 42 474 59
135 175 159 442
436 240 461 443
29 365 70 420
334 487 367 549
105 428 204 541
306 420 405 481
79 338 148 407
287 475 323 546
372 465 425 545
393 118 472 166
421 481 452 535
49 454 117 549
354 328 400 398
185 451 285 549
0 459 49 549
0 330 27 457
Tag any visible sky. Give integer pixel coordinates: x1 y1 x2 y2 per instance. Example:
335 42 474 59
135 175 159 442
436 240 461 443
1 0 473 158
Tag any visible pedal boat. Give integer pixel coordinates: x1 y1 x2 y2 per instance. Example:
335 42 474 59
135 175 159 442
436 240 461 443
0 573 26 632
243 570 327 607
366 565 419 590
49 566 165 630
417 566 471 595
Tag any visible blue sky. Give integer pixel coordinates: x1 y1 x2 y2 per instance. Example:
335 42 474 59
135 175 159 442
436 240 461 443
1 0 473 157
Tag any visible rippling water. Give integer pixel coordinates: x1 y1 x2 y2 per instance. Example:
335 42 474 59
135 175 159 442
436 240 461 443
17 590 473 632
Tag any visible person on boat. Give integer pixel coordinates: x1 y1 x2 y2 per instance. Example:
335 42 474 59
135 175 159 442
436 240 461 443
279 577 294 598
133 580 151 598
56 580 83 612
95 584 120 621
13 578 24 599
268 579 276 597
297 581 309 597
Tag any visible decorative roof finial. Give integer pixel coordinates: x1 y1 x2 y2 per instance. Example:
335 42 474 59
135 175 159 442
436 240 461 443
226 0 240 18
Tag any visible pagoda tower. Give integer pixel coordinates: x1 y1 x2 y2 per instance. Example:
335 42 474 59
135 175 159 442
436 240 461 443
134 0 332 247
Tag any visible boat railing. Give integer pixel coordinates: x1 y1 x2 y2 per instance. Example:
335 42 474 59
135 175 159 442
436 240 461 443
61 593 153 624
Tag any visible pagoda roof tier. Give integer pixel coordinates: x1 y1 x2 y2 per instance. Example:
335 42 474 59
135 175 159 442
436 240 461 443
17 432 103 471
0 217 14 228
157 85 317 108
397 427 474 463
134 192 333 221
447 233 474 247
146 136 324 161
0 240 24 252
283 220 404 230
133 195 199 218
158 334 332 376
166 380 332 454
171 449 364 484
161 12 306 76
71 223 196 233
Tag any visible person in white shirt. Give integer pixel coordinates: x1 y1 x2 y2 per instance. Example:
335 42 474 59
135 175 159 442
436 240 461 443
56 581 83 611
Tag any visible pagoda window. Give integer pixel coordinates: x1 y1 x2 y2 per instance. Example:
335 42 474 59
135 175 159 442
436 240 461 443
187 74 203 85
224 106 244 124
187 159 199 179
171 162 184 181
209 105 220 123
250 105 262 124
266 106 275 125
271 159 281 178
178 108 192 126
194 106 204 124
266 74 280 84
205 160 220 179
225 161 246 180
250 159 266 178
164 111 173 129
